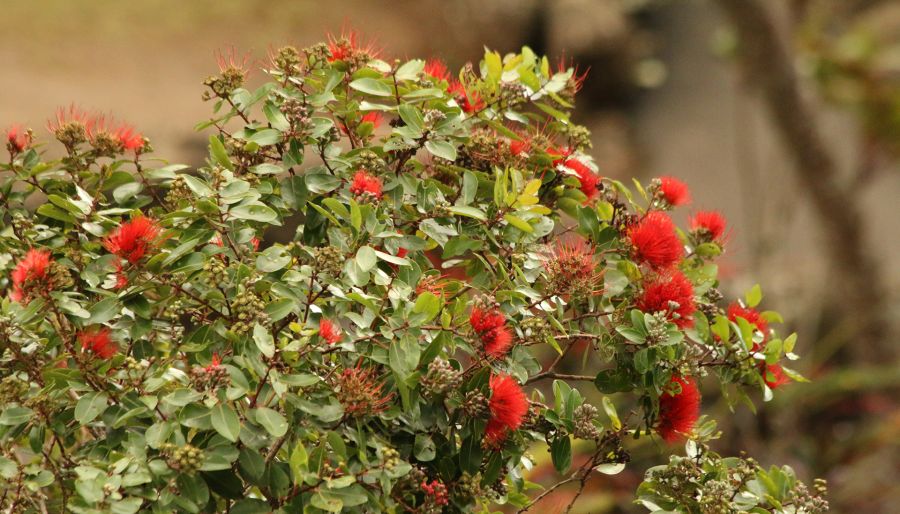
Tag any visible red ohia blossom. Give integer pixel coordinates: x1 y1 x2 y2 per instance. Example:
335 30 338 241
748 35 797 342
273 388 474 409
335 364 394 416
628 211 684 269
424 59 452 83
763 364 791 389
547 145 572 166
563 158 601 201
47 104 96 134
360 112 383 129
319 319 342 345
637 270 696 329
9 248 52 303
508 136 531 157
350 170 383 200
470 304 514 358
690 210 728 243
484 374 528 446
326 29 379 63
656 375 701 442
79 327 117 359
448 81 485 114
111 122 144 152
206 352 222 372
727 302 768 349
6 125 32 154
657 176 691 206
104 217 161 264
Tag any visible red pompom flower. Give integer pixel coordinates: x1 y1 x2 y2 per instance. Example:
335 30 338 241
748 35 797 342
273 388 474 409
656 375 701 442
9 248 52 303
637 270 696 329
319 319 342 345
448 81 485 114
79 327 118 359
424 59 452 83
484 374 528 446
350 170 383 200
470 304 514 358
6 124 32 154
657 176 691 206
563 158 601 201
628 212 684 269
763 364 791 389
104 217 161 264
727 302 768 350
690 210 728 243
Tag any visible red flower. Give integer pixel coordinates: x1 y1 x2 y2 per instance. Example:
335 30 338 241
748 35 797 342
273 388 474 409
113 261 129 290
690 211 728 243
656 375 701 442
628 212 684 269
448 81 485 114
470 304 514 358
79 327 117 359
335 364 394 416
326 29 379 63
104 217 161 264
658 176 691 206
10 248 52 303
763 364 791 389
485 374 528 446
350 170 383 200
250 237 261 251
360 112 383 129
547 146 572 166
557 57 589 93
6 125 32 154
637 270 696 329
111 122 144 152
319 319 342 345
415 274 449 297
47 104 96 135
424 59 452 83
563 158 601 201
206 352 222 372
727 302 769 351
508 137 531 157
482 325 514 359
470 305 505 333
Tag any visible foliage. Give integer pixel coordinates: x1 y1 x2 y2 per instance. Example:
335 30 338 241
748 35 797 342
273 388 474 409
0 35 825 513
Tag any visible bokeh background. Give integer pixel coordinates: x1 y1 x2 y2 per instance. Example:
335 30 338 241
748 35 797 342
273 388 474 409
3 0 898 512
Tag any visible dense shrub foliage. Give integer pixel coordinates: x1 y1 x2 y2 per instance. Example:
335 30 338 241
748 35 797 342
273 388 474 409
0 35 827 513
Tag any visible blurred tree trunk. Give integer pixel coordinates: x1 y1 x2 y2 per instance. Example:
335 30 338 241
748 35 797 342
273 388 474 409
714 0 891 361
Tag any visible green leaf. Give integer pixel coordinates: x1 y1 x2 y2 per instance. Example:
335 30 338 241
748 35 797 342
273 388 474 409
411 292 441 325
74 392 108 424
0 407 34 426
252 323 275 358
746 284 763 308
414 434 436 462
211 404 241 442
230 203 278 223
551 435 572 473
356 246 377 272
504 214 533 233
447 206 487 221
87 297 120 324
209 135 234 171
254 407 288 437
256 246 291 272
425 140 457 161
349 78 393 97
247 128 282 146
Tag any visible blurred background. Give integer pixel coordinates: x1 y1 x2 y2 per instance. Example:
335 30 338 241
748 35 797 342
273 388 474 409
2 0 898 512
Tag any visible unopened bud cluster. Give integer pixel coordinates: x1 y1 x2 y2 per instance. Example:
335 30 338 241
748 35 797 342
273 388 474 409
313 246 344 277
161 443 204 474
0 376 28 404
421 358 462 397
460 390 488 418
231 285 269 335
165 176 192 205
573 404 600 440
203 257 229 288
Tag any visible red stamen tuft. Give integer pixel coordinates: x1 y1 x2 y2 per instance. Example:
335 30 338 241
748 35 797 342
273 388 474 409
79 327 118 359
628 212 684 269
637 270 696 329
350 170 383 200
103 217 161 264
319 319 342 345
485 374 528 446
658 176 691 206
656 375 701 442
